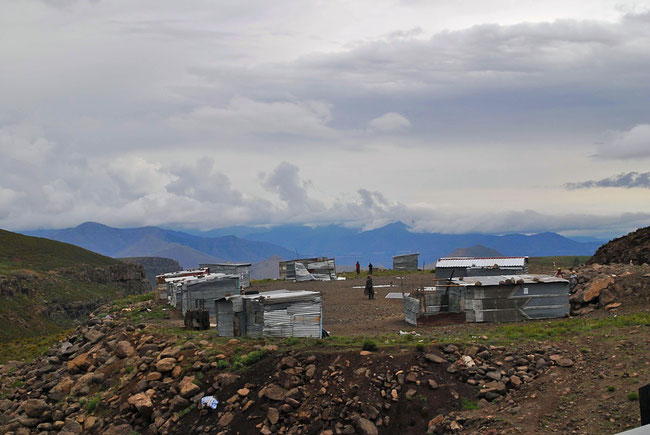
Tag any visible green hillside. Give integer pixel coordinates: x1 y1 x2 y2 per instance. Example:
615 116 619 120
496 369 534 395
0 229 148 353
0 228 118 272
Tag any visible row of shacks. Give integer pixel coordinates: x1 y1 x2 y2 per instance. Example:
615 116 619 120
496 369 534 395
155 266 323 338
403 256 570 325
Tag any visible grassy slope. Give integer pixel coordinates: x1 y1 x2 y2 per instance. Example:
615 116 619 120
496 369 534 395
0 229 131 345
0 228 118 272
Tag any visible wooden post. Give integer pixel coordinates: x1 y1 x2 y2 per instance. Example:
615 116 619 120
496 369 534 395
640 383 650 426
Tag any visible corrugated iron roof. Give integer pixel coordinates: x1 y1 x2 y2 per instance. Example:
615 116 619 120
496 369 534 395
436 256 528 268
449 274 567 286
229 289 320 302
393 252 419 259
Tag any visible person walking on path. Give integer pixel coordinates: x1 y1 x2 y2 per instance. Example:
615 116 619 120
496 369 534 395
356 261 360 276
368 262 373 275
365 275 374 300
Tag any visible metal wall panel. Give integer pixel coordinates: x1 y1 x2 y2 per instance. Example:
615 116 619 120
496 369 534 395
393 253 419 271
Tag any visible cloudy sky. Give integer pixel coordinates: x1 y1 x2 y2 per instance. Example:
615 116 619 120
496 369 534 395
2 0 650 238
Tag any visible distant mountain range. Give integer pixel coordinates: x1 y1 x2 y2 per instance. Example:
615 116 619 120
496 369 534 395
206 221 605 267
22 221 606 271
448 244 504 257
23 222 295 269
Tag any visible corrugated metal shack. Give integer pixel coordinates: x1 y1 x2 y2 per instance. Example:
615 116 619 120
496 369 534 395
434 257 529 279
176 273 241 319
393 253 419 271
216 290 322 338
279 258 336 281
155 268 209 300
404 274 569 325
200 263 251 288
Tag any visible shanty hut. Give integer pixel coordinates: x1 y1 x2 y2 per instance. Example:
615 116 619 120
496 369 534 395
279 258 336 281
216 290 322 338
393 253 419 271
155 268 209 300
200 263 251 288
177 273 241 319
434 257 529 279
404 274 569 325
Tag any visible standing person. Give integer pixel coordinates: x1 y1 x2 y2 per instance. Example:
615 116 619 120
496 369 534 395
555 268 564 278
368 262 373 275
356 261 360 276
365 275 374 300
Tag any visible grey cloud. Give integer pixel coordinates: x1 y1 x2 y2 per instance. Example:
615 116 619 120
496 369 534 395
594 124 650 159
261 162 327 217
565 171 650 190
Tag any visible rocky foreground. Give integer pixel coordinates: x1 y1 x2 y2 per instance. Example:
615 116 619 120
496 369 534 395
0 300 582 435
569 263 650 315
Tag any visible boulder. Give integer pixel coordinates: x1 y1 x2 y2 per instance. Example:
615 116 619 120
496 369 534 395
267 407 279 425
156 357 176 372
179 376 200 398
49 377 74 401
67 352 92 374
115 341 135 359
583 276 614 302
263 384 288 401
598 288 616 306
21 399 49 418
159 346 181 359
128 392 153 416
355 417 378 435
425 353 445 364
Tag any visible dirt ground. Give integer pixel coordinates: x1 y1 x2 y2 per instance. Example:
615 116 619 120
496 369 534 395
250 273 438 336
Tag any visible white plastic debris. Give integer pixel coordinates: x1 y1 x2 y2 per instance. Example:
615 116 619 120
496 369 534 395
201 396 219 409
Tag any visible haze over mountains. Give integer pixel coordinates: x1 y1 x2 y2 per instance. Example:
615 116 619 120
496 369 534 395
23 221 604 269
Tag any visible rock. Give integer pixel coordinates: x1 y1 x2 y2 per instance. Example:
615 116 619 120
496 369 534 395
84 416 98 431
486 371 501 381
362 404 379 420
443 344 458 353
62 419 83 433
405 388 417 399
146 372 162 381
305 364 316 379
460 355 475 367
267 407 280 425
156 357 176 372
425 353 445 364
583 276 615 302
84 329 105 344
406 372 418 383
476 350 490 360
263 384 288 401
21 399 48 418
179 376 200 398
598 288 616 306
49 377 74 401
428 379 438 389
171 365 182 378
170 395 190 412
104 424 134 435
428 415 444 428
279 356 298 368
356 417 378 435
606 302 622 310
128 392 153 416
218 412 234 427
557 358 574 368
67 352 92 373
360 351 372 356
509 375 522 387
115 340 135 358
159 346 182 359
238 387 250 397
482 381 507 395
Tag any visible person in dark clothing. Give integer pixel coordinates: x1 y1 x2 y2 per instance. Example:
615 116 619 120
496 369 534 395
368 263 373 275
365 275 374 300
355 261 360 276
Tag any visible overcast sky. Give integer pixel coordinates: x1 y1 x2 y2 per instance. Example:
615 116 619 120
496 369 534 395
2 0 650 237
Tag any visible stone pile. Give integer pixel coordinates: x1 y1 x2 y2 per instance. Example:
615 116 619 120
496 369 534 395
568 263 650 315
0 308 578 434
